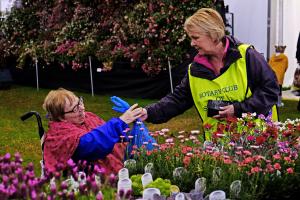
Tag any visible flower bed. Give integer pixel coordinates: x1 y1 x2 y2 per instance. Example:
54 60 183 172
1 114 300 199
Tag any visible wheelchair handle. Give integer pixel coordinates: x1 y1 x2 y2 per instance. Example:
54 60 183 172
20 111 45 139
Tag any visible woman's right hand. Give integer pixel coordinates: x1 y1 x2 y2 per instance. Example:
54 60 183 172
119 103 143 124
139 108 148 121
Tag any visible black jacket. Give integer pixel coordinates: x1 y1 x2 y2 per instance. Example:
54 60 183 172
145 36 279 123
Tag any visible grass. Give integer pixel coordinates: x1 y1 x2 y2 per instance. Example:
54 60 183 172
0 85 299 174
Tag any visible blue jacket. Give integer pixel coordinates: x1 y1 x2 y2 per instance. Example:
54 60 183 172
72 117 128 161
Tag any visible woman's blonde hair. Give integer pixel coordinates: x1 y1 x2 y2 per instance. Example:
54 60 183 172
184 8 225 42
43 88 77 121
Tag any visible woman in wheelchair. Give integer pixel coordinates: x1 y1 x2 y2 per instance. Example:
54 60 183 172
42 88 143 174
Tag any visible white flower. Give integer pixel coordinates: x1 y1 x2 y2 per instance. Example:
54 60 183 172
165 138 173 143
191 130 200 135
161 128 169 132
186 152 193 157
189 136 196 140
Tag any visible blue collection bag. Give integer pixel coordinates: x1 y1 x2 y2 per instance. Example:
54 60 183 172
110 96 157 157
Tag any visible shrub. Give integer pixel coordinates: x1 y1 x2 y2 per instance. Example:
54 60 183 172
0 0 214 75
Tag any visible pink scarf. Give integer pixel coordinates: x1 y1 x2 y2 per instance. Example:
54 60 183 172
44 112 126 174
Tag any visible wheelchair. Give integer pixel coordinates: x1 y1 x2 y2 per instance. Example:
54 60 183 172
20 111 46 177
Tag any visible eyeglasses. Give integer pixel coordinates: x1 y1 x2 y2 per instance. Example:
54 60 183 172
63 96 84 114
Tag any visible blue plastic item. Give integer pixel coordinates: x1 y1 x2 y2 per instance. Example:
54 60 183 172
110 96 157 158
111 96 130 113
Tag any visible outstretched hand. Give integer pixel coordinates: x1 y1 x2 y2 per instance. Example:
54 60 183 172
139 108 148 121
119 104 143 124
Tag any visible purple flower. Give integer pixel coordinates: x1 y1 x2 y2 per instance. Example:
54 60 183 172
14 152 22 163
50 183 57 194
60 181 68 190
109 173 116 186
68 191 75 200
96 191 103 200
91 180 99 194
39 192 46 200
118 189 125 198
20 183 27 197
67 159 76 168
7 185 17 196
79 182 86 194
12 178 19 187
125 189 132 199
4 153 11 162
54 171 61 180
30 189 37 200
27 162 34 171
2 175 9 185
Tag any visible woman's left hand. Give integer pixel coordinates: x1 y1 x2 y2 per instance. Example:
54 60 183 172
214 105 235 119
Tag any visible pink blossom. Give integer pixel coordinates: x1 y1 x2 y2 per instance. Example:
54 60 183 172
223 159 232 164
284 156 291 162
251 166 261 174
273 163 281 170
165 138 173 143
243 150 252 156
286 167 294 174
247 135 255 141
244 157 254 164
273 154 281 160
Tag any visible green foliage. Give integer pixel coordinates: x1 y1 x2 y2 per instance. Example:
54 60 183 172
0 0 214 75
144 177 172 197
130 174 143 196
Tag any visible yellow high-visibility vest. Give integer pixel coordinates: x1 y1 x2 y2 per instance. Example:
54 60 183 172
189 44 278 140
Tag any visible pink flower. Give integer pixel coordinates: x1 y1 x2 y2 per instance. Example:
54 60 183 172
183 156 191 167
244 157 254 164
286 167 294 174
284 156 291 162
273 154 281 160
223 159 232 164
243 150 252 156
165 138 173 143
251 166 261 174
266 163 274 173
247 135 255 141
273 163 281 170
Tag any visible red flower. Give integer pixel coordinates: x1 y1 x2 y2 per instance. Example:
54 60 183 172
183 156 191 167
226 116 238 123
266 126 278 139
255 136 266 145
144 38 150 45
231 133 241 142
203 123 213 130
283 130 292 137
